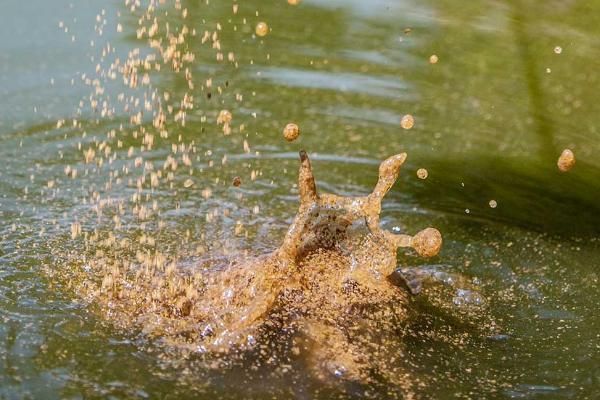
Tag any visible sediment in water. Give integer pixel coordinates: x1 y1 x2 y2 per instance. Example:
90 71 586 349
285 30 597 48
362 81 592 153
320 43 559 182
67 150 444 389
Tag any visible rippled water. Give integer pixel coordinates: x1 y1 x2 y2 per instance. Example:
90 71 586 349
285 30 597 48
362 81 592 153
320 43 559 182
1 0 599 398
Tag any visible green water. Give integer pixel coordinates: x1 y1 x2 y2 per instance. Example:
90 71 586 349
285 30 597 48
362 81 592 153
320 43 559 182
1 0 599 398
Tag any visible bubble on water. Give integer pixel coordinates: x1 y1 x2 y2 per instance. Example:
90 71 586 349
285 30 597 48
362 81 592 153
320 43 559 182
453 289 486 307
557 149 575 172
283 123 300 141
255 22 269 37
400 114 414 130
429 54 438 64
489 200 497 208
554 46 562 54
416 168 428 179
488 334 510 341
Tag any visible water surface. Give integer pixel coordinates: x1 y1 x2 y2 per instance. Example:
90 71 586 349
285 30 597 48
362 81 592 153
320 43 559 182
1 0 599 398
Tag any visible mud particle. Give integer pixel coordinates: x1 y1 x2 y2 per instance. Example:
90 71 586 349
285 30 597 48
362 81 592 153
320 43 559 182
411 228 442 257
557 149 575 172
255 22 269 37
400 115 414 130
283 123 300 142
217 110 232 124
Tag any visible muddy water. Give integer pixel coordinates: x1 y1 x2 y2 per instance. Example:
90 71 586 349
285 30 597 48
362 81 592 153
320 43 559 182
1 0 599 398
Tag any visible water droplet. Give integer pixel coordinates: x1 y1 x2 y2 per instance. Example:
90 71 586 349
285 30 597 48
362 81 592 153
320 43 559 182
412 227 442 257
255 22 269 37
217 109 232 124
557 149 575 172
283 123 300 141
400 114 414 130
71 222 82 239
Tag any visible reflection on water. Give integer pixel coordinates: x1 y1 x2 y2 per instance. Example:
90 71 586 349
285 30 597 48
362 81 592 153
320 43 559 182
0 0 599 398
255 67 412 99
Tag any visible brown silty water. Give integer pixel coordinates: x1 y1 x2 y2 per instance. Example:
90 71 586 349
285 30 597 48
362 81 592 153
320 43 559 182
67 149 443 388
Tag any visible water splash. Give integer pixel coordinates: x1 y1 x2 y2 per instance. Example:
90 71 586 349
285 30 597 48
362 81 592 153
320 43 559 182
62 149 446 393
